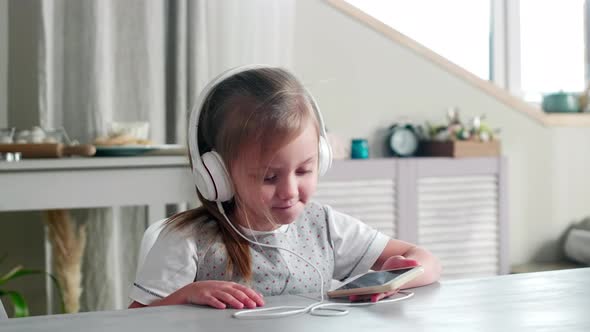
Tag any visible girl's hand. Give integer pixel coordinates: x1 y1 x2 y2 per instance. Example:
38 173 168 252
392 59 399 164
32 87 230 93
184 280 265 309
349 255 419 303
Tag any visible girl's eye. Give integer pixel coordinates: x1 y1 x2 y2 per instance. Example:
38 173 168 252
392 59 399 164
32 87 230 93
263 174 277 183
297 169 312 175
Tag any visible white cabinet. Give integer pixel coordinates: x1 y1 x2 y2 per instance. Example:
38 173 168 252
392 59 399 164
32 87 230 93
314 157 508 280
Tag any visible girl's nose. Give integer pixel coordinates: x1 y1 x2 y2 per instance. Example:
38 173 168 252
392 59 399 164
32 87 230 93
277 175 298 200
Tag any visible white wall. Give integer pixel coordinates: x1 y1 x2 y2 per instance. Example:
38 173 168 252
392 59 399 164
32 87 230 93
293 0 590 265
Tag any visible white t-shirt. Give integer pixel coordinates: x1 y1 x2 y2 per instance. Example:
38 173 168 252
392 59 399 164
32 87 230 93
130 202 389 305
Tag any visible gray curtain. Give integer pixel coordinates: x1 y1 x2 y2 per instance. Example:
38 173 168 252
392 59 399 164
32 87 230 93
38 0 295 312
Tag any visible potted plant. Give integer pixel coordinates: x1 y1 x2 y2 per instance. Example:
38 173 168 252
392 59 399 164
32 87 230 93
0 255 64 318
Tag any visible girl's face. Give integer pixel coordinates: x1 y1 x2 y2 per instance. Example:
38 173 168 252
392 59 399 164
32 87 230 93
232 121 319 231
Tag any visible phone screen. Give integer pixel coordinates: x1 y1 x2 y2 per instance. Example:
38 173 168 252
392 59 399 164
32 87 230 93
336 268 415 290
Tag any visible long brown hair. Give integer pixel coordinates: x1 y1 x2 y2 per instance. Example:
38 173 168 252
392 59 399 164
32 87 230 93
167 67 320 281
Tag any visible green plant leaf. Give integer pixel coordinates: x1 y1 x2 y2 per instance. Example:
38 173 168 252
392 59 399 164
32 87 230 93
0 266 40 285
8 269 67 314
0 266 66 315
0 290 29 318
46 272 66 314
0 265 22 285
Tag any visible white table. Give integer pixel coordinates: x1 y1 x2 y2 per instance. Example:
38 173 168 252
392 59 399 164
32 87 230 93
0 156 195 221
1 268 588 331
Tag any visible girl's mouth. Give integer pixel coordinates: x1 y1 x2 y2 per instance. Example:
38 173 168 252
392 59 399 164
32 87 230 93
273 203 295 210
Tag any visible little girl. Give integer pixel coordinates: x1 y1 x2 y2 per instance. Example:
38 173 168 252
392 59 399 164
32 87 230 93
128 65 440 310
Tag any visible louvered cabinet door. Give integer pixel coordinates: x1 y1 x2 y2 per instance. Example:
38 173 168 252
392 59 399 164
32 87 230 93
409 158 509 280
314 159 398 238
314 179 396 237
417 175 499 279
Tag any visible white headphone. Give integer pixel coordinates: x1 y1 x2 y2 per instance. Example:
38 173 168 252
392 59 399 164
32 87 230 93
188 64 333 202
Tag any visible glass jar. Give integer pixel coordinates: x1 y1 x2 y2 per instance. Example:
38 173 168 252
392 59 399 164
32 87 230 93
350 138 369 159
0 128 15 144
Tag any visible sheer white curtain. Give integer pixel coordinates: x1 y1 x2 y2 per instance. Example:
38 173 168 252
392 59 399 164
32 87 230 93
38 0 295 312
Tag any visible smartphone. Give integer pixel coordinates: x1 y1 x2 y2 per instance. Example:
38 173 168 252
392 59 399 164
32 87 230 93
327 266 424 298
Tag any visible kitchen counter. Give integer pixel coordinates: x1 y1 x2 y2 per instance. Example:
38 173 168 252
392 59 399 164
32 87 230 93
0 156 195 221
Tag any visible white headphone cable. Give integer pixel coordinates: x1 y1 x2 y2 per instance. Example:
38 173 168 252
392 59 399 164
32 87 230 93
214 202 414 319
232 291 414 319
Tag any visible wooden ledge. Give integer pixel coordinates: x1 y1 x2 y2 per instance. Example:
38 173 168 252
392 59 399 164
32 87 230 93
542 113 590 127
325 0 590 127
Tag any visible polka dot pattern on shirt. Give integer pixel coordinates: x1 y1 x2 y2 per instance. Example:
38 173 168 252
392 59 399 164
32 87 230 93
195 202 334 296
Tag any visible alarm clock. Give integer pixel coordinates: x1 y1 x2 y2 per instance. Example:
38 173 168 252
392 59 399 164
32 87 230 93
388 124 420 157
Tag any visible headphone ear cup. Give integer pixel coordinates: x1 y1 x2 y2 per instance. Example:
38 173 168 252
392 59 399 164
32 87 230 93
193 153 217 201
195 151 234 202
318 136 332 176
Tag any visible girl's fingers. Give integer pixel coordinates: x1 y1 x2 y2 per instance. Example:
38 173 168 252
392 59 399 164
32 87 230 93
190 281 265 309
349 289 399 303
371 289 399 302
381 256 419 270
382 289 399 298
232 284 265 307
348 294 373 302
203 295 227 309
213 291 245 309
222 284 265 309
225 288 257 309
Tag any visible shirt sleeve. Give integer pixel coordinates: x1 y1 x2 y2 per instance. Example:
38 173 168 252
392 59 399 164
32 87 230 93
128 224 198 305
325 205 390 281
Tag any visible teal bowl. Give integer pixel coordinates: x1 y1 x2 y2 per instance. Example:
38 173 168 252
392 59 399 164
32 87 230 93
542 92 580 113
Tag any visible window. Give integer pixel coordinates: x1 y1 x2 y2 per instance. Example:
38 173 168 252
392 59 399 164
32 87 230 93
519 0 586 102
343 0 590 104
